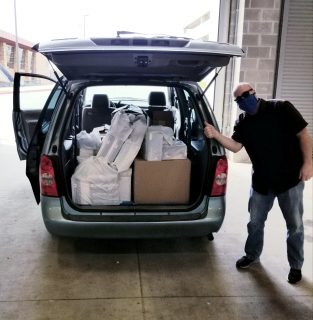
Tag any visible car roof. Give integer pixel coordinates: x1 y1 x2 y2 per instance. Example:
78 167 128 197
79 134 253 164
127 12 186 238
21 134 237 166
33 36 244 82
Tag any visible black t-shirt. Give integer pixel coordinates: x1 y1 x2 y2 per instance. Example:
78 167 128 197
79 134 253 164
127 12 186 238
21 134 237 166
232 99 308 194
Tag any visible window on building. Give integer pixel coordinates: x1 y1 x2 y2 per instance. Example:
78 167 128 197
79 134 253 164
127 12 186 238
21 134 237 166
20 49 26 70
28 53 32 72
30 52 36 73
6 45 15 69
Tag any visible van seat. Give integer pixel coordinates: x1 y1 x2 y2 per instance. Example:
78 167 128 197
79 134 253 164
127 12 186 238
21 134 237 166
147 91 174 129
148 91 166 107
82 94 114 132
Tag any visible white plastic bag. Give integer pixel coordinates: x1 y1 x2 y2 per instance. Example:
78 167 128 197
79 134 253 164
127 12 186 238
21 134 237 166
143 125 175 161
71 157 120 205
113 114 147 171
77 130 102 150
162 139 187 160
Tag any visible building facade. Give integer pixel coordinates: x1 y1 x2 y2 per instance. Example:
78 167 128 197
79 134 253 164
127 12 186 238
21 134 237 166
223 0 284 162
0 29 50 85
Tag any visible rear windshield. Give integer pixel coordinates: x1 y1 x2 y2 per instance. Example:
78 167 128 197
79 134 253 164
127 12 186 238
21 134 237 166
84 85 169 107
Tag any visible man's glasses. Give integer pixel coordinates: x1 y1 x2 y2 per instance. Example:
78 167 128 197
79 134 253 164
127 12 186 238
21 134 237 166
234 89 254 103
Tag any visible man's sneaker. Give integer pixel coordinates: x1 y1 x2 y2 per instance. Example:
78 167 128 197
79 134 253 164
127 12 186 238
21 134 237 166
288 268 302 284
236 256 259 269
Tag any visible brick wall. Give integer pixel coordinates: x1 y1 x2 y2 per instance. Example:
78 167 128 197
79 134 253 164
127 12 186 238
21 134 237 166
222 0 239 139
241 0 282 99
222 0 282 163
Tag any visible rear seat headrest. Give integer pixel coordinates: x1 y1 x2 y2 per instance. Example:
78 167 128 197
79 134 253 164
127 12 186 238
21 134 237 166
92 94 110 111
148 91 166 106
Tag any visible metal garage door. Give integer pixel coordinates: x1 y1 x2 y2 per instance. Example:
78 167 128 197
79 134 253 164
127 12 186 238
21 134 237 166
276 0 313 136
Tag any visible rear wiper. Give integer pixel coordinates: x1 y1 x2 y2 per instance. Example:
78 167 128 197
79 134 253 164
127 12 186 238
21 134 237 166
201 67 223 98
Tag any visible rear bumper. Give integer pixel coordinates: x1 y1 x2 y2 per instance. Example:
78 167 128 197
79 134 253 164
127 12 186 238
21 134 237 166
41 196 226 238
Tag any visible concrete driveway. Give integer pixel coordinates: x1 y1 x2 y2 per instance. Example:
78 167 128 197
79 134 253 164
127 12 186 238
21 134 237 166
0 90 312 319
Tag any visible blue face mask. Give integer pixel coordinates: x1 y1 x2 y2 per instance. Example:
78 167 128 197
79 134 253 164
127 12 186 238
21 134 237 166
237 94 258 114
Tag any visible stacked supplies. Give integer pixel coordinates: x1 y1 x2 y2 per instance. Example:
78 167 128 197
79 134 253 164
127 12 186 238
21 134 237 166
143 125 187 161
76 128 102 163
71 106 147 205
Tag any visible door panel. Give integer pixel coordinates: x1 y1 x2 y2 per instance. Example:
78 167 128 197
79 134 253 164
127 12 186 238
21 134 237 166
12 72 65 203
13 72 57 160
20 110 42 143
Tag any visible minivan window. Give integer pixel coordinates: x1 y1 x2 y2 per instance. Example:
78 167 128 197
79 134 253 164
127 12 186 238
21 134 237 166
41 86 63 134
19 79 55 111
84 85 168 106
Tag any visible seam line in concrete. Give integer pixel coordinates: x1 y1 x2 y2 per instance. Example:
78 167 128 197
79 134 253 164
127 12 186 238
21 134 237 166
0 293 312 303
136 240 146 320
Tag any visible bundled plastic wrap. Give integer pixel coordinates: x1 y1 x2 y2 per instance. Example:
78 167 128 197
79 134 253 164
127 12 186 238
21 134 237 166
76 129 102 163
163 140 187 160
112 114 147 171
118 168 132 202
143 125 187 160
71 157 119 205
97 106 148 171
96 133 125 163
143 126 173 161
71 156 132 205
97 111 133 159
77 129 102 150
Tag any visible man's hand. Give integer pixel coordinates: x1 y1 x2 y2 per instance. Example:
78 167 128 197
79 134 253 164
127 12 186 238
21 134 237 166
299 163 313 181
297 128 313 181
204 121 219 139
203 121 243 153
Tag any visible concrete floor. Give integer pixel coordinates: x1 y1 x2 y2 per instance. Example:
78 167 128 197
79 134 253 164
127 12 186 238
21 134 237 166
0 141 312 320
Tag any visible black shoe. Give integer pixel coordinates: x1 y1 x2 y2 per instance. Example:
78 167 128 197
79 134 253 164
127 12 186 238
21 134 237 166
288 268 302 284
236 256 259 269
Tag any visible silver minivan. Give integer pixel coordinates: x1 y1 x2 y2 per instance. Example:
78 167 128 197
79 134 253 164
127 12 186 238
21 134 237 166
13 35 243 239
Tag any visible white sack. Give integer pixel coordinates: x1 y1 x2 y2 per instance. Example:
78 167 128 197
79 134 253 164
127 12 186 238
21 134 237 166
109 111 134 141
77 130 102 150
112 114 147 171
118 169 132 202
96 133 125 162
143 125 175 161
143 131 163 161
96 111 134 158
71 157 120 205
77 148 94 164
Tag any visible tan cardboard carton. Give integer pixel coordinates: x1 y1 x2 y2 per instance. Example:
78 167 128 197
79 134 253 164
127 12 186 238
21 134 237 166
134 158 191 204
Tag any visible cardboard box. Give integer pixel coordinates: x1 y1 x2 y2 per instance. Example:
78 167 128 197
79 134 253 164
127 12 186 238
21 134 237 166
134 158 191 204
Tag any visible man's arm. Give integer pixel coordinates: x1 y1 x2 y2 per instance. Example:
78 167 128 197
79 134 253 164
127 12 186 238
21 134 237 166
297 127 313 181
204 122 243 153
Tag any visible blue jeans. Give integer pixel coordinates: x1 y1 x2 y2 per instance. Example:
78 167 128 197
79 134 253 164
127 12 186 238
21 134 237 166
245 181 304 270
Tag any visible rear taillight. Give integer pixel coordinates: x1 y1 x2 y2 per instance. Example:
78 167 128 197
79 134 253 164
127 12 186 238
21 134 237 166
40 155 59 197
210 156 228 196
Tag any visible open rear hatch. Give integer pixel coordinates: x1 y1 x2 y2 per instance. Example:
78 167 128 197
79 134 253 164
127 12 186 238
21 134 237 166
33 37 244 82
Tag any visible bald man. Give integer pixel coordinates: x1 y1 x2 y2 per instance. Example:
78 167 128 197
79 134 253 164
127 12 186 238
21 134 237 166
204 82 312 284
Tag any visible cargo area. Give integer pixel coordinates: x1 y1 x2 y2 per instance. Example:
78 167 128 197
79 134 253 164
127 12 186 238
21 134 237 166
60 84 211 211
